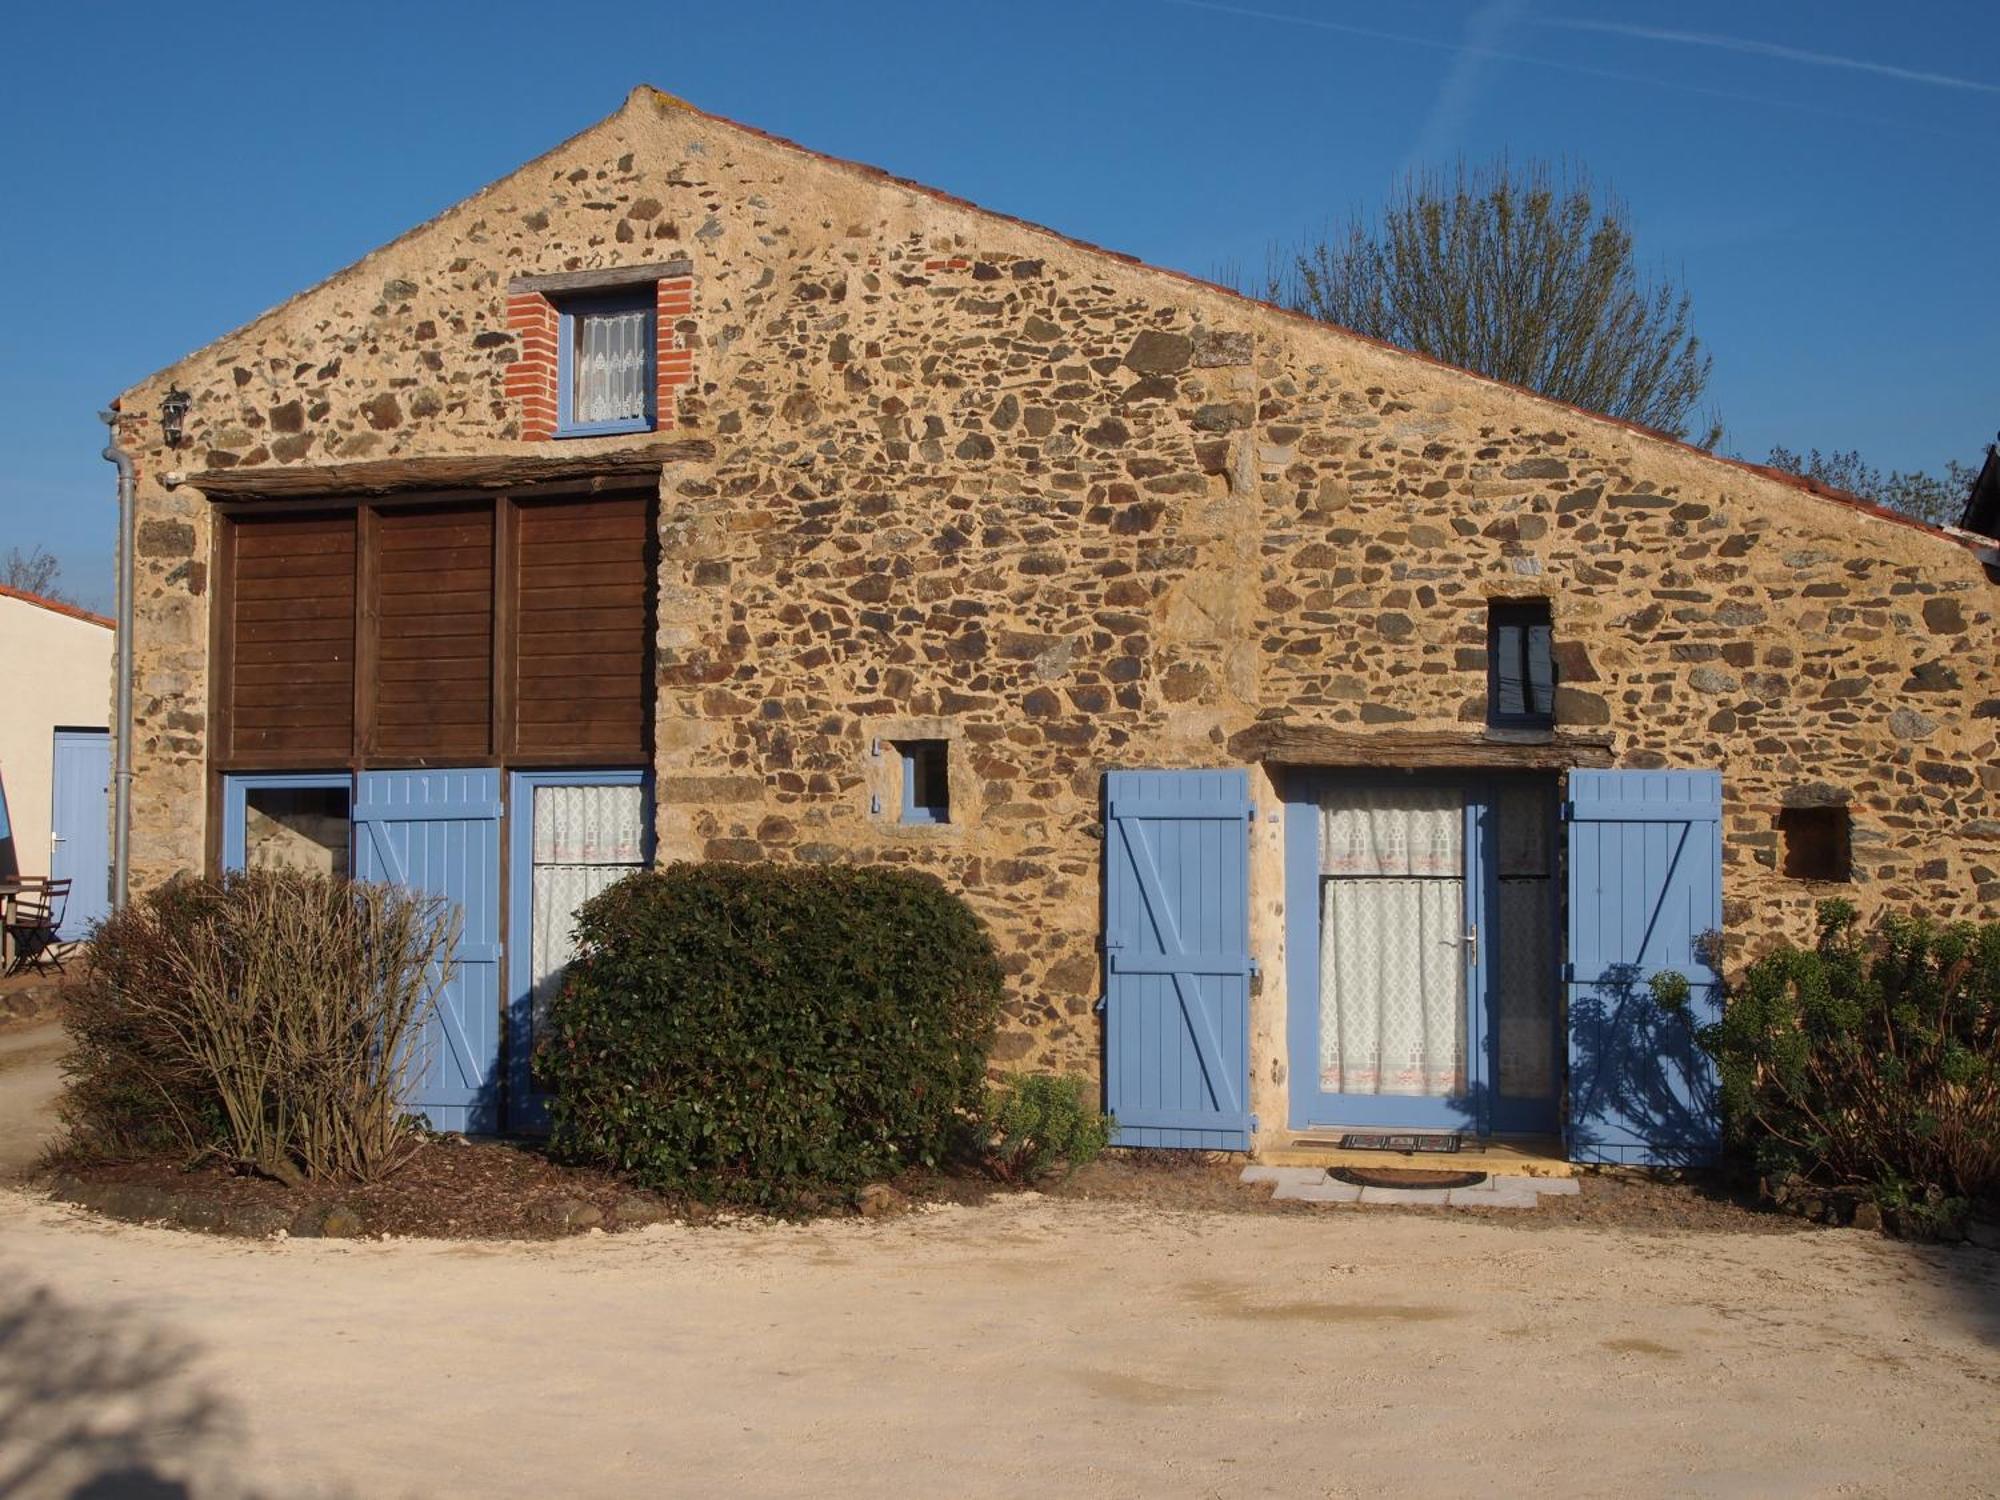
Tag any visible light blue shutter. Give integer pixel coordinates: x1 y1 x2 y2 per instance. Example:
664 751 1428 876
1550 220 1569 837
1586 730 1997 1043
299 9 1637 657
1565 769 1723 1165
353 769 504 1134
1103 769 1254 1150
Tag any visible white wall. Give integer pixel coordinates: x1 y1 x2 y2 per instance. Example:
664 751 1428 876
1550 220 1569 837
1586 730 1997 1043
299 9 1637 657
0 590 114 880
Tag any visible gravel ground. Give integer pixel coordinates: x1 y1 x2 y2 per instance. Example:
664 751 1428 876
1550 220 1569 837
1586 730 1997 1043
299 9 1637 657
2 1184 1995 1498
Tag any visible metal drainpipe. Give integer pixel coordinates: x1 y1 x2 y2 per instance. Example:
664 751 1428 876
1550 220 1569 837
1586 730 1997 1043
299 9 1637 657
100 407 135 910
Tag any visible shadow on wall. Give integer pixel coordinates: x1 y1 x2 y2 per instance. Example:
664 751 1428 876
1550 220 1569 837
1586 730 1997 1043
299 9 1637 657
1567 961 1720 1167
0 1279 301 1500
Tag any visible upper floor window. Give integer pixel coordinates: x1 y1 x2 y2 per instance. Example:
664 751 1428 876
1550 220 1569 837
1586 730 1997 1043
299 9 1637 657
1488 599 1555 728
558 290 654 437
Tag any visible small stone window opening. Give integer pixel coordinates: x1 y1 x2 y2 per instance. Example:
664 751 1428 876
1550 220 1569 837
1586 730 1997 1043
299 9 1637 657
1779 805 1852 882
557 289 655 437
899 740 950 826
1488 599 1555 729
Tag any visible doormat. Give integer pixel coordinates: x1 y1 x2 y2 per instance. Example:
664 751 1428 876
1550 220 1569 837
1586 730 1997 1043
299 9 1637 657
1332 1166 1488 1191
1332 1132 1462 1154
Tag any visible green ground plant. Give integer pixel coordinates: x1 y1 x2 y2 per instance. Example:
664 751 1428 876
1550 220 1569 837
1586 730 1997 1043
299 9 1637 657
1662 900 2000 1235
984 1073 1114 1184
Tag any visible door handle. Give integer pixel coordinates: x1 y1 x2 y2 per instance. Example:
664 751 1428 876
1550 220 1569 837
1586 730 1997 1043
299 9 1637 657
1462 925 1478 966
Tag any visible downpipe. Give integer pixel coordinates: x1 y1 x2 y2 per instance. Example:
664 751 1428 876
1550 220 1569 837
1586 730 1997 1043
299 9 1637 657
100 407 135 910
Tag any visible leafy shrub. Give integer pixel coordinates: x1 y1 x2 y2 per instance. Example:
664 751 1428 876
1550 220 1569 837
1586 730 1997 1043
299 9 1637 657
984 1074 1113 1184
1685 900 2000 1235
59 870 455 1183
538 863 1003 1208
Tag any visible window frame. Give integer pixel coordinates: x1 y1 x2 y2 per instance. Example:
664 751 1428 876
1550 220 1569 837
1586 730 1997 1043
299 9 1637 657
554 286 657 440
898 740 951 826
1486 599 1557 730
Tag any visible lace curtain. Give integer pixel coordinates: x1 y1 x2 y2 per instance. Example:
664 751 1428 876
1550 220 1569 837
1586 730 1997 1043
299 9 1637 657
572 308 649 424
530 784 646 1038
1318 788 1467 1096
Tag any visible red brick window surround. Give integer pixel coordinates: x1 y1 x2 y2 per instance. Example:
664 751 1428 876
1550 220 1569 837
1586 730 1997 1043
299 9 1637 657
503 260 693 442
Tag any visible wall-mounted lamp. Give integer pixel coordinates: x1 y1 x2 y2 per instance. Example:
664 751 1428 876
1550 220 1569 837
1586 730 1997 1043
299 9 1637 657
159 387 192 449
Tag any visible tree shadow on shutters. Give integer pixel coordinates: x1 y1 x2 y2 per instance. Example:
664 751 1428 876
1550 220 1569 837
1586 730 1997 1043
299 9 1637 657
1567 961 1720 1167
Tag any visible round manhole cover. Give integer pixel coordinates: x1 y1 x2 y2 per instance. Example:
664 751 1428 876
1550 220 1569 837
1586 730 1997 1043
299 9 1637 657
1331 1167 1489 1191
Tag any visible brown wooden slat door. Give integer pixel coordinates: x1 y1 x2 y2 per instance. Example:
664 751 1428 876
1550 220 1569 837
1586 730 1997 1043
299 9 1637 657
226 512 356 758
372 503 495 760
514 494 653 758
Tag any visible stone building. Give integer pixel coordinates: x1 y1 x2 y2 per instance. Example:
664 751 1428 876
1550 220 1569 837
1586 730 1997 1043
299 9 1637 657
112 88 1998 1161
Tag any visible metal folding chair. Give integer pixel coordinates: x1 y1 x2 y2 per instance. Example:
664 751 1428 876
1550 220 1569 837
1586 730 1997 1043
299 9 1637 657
4 878 71 976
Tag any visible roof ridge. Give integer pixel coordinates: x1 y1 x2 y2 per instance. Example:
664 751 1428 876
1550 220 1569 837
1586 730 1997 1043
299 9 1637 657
0 582 113 629
628 85 1982 559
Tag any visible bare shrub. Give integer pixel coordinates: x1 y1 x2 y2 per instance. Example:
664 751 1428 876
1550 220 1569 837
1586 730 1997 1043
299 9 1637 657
59 870 455 1184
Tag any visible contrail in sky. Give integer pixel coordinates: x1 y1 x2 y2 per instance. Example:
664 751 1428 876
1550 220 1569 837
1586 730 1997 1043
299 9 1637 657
1150 0 1977 139
1540 17 2000 97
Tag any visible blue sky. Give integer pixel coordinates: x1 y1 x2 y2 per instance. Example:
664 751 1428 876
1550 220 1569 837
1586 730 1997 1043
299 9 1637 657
2 0 1995 612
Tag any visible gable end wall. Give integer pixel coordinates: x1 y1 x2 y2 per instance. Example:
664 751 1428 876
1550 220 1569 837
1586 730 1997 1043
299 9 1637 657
117 92 2000 1085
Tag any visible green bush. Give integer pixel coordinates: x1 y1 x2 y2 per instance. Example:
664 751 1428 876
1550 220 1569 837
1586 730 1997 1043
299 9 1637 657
1686 900 2000 1235
984 1074 1113 1184
59 870 456 1183
537 863 1004 1208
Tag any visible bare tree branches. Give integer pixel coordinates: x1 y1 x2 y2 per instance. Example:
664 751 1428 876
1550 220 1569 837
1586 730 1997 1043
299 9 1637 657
2 546 69 603
1257 159 1717 442
1765 446 1980 529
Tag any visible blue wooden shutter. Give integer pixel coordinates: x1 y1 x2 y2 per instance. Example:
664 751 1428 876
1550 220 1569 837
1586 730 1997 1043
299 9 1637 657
1103 769 1253 1150
1565 769 1723 1165
352 768 504 1133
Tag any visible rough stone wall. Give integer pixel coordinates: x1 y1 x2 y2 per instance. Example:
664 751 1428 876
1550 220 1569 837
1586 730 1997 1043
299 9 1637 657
118 89 2000 1088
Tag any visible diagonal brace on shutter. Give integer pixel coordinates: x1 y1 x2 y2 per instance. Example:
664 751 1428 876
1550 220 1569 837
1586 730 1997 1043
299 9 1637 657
1113 814 1244 1116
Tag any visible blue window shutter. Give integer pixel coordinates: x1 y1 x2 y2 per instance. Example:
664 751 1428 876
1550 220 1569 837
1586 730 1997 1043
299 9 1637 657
1564 769 1723 1165
1103 769 1254 1150
352 768 505 1134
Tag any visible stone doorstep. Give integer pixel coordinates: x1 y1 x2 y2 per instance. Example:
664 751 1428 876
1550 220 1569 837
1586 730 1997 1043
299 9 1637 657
1357 1185 1451 1205
1242 1165 1576 1211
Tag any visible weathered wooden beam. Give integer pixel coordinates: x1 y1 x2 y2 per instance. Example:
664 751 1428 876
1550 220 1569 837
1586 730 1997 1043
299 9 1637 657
1226 722 1616 770
507 258 693 295
187 440 713 500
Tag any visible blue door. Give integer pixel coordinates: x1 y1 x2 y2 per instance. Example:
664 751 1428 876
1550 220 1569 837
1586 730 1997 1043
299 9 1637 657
1565 769 1723 1165
1284 774 1485 1133
49 729 111 937
1102 769 1254 1150
353 769 504 1134
1281 772 1564 1138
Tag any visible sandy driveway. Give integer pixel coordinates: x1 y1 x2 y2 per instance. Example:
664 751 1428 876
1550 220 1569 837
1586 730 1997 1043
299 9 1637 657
2 1188 1996 1499
0 1023 65 1183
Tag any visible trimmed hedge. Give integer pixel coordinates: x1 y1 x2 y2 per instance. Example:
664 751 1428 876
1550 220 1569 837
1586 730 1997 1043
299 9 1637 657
538 863 1004 1207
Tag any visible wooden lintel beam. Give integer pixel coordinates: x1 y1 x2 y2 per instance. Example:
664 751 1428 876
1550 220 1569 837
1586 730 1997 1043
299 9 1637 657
1226 722 1616 770
507 259 693 296
187 440 713 500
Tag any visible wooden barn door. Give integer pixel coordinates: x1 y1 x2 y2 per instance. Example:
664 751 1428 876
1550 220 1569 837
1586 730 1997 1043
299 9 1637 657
353 768 504 1134
1102 769 1254 1150
1565 769 1723 1165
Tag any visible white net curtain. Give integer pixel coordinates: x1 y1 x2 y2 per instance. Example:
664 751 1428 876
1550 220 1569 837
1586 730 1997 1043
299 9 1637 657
570 306 650 425
1318 787 1467 1097
530 784 646 1039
